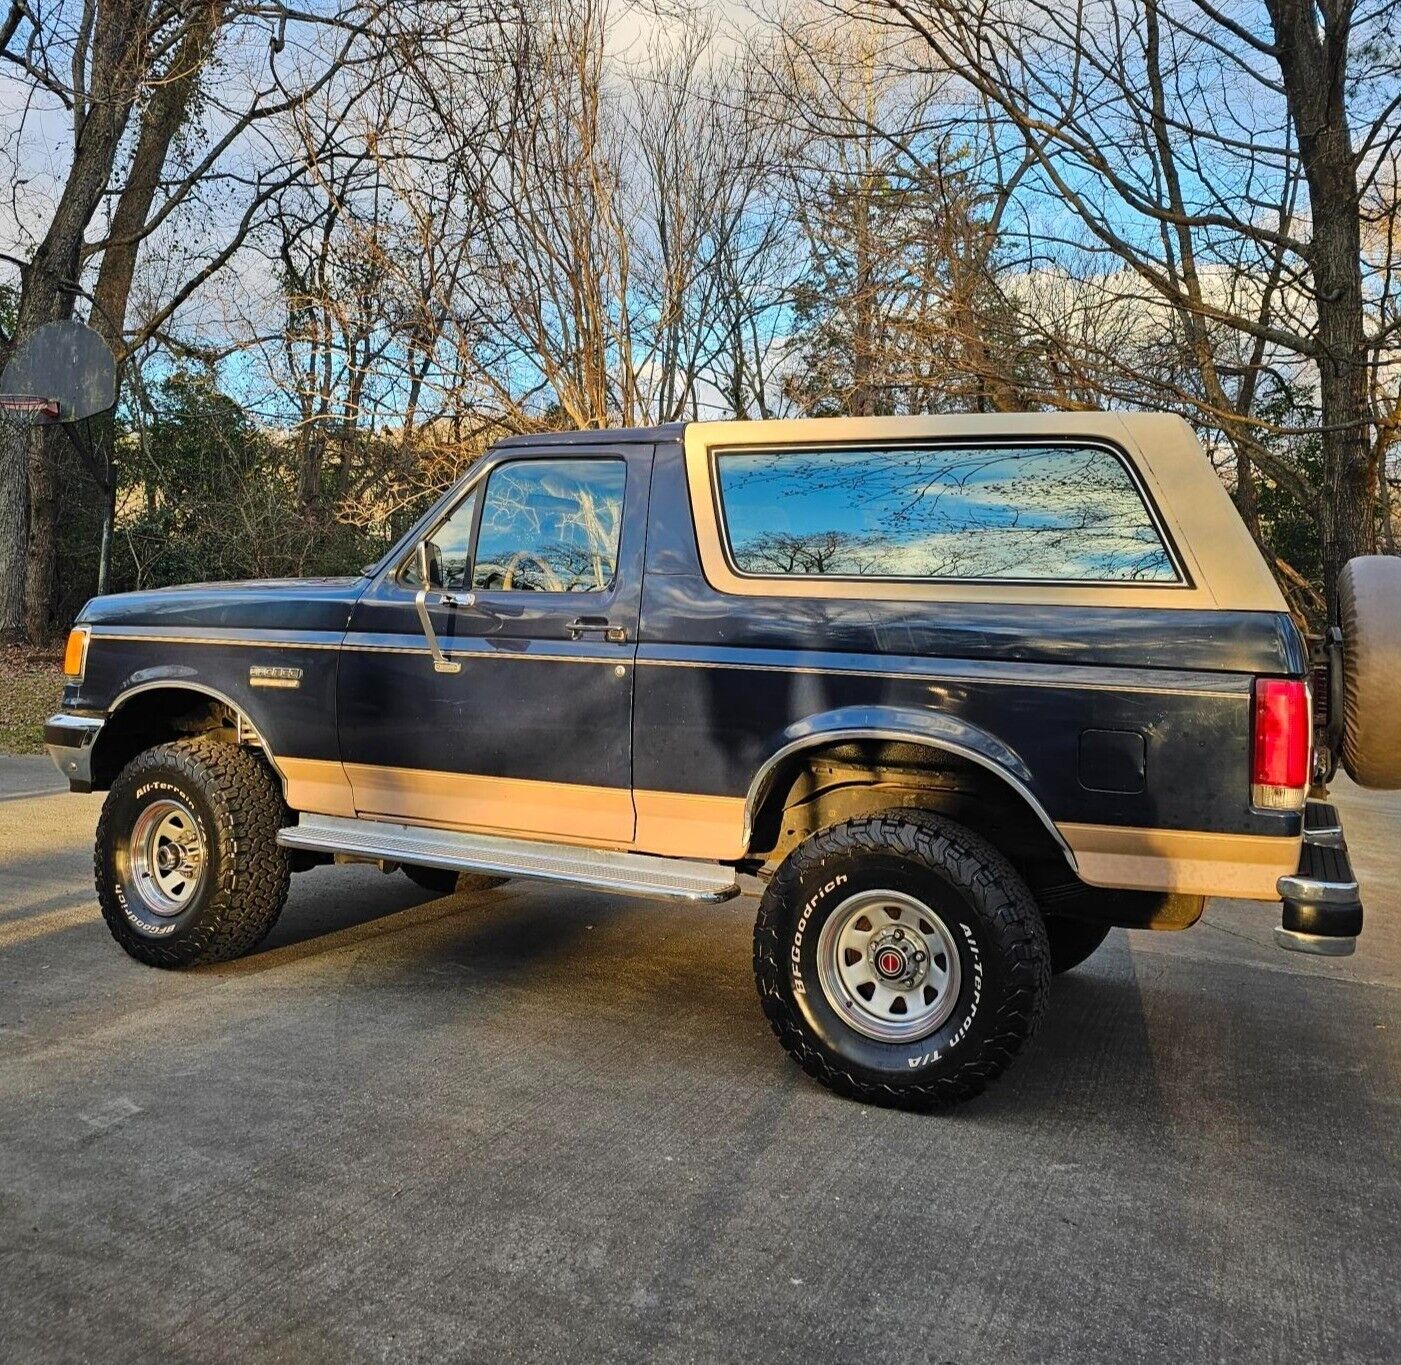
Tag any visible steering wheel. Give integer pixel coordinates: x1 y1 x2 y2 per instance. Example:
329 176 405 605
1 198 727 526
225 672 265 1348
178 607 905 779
501 551 564 593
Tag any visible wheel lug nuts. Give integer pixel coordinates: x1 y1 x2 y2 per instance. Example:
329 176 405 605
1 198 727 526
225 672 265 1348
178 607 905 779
893 928 904 940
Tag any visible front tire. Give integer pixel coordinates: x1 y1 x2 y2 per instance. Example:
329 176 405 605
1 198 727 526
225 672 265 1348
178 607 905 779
95 738 291 968
754 810 1051 1110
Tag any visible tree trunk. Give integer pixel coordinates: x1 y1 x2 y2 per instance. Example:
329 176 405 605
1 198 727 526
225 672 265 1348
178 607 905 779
23 427 63 639
0 424 29 637
1312 197 1373 613
5 0 149 639
1235 445 1261 540
84 2 225 604
849 173 879 418
1265 0 1374 618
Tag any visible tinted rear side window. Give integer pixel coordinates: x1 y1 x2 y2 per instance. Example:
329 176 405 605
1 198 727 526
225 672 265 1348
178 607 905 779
714 444 1179 583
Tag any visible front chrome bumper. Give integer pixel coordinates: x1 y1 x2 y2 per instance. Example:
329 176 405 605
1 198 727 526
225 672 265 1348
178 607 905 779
1275 800 1362 956
44 712 104 792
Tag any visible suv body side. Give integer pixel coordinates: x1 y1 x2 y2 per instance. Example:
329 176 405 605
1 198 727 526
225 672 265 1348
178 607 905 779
43 411 1362 1108
56 411 1307 904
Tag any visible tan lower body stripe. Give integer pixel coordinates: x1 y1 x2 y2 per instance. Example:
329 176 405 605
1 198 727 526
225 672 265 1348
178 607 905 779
277 757 1297 898
280 758 748 857
1060 822 1300 901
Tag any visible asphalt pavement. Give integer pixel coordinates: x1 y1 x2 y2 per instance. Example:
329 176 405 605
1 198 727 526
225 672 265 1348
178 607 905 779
1 752 1398 1363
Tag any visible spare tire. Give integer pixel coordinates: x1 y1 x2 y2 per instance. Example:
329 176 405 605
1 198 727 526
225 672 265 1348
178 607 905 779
1338 555 1401 788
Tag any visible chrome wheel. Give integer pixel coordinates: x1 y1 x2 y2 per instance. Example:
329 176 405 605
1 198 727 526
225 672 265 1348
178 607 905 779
129 798 206 917
815 889 962 1043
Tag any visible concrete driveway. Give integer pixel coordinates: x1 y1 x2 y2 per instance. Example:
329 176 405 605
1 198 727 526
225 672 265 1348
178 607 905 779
2 753 1398 1363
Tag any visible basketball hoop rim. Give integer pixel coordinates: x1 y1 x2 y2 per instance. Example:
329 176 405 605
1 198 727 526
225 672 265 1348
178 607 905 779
0 393 61 420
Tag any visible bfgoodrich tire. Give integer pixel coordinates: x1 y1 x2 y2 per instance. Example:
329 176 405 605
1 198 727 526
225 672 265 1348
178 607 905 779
95 738 291 968
754 810 1051 1110
1338 555 1401 788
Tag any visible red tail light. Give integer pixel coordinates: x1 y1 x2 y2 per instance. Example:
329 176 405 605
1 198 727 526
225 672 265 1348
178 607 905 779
1252 678 1309 810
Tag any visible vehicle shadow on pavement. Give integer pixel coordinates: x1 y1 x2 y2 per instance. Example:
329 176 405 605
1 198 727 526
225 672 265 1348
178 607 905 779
203 874 1190 1124
199 869 532 974
189 874 1390 1155
995 949 1170 1123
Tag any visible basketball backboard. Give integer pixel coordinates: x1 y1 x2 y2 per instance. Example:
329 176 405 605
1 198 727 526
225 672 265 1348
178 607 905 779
0 320 117 424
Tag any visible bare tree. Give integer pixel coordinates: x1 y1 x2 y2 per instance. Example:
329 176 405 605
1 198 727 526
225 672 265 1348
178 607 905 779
1 0 153 635
855 0 1401 609
85 0 225 594
1 0 397 637
266 0 797 446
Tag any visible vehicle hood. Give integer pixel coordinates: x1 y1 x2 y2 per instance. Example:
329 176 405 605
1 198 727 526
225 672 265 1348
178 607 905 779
75 577 369 634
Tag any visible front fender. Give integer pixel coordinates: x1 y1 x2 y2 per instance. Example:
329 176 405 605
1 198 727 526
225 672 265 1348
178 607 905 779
742 704 1074 868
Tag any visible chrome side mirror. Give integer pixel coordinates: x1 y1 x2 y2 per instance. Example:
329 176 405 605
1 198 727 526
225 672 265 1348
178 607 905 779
414 541 462 674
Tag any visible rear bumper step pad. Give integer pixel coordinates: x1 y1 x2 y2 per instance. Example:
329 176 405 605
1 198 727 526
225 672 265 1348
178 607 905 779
278 813 740 904
1275 800 1362 956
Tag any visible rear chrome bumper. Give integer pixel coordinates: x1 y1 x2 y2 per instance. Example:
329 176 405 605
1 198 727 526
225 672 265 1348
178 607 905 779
44 712 104 792
1275 800 1362 956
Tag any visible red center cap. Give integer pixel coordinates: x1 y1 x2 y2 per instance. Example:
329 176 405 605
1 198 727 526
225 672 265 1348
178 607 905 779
876 947 906 978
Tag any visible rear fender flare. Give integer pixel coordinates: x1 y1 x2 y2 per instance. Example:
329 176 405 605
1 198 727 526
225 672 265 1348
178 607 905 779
741 704 1076 871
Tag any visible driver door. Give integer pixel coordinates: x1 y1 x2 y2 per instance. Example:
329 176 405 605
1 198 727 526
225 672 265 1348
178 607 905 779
337 447 649 845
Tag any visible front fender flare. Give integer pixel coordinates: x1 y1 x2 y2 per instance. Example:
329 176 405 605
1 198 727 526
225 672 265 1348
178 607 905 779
89 678 284 791
741 704 1076 870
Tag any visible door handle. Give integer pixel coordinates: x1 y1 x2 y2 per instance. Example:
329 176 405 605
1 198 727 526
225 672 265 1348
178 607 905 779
568 616 627 643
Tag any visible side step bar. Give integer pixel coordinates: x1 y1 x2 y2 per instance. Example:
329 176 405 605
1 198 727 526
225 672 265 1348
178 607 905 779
278 813 740 904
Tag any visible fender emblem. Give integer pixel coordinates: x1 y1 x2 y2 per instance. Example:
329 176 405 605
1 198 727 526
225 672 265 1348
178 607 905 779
249 665 303 689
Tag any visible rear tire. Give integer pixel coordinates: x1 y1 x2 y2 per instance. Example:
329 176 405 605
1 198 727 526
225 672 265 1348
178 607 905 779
1045 918 1112 974
754 809 1051 1110
95 738 291 968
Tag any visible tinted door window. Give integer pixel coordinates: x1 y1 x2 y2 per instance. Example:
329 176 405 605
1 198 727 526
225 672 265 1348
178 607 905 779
714 443 1179 583
473 459 626 592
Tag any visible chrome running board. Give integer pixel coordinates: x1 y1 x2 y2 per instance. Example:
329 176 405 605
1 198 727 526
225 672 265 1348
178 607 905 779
278 813 740 903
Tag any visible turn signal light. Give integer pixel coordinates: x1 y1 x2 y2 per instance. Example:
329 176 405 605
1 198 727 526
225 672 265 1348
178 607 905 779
62 625 90 680
1251 677 1308 810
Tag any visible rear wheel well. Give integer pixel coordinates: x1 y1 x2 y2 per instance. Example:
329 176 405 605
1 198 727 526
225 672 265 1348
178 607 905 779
91 687 262 790
747 738 1071 892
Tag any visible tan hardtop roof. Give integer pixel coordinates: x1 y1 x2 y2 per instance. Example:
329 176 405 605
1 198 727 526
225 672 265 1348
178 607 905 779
682 411 1287 613
690 409 1188 444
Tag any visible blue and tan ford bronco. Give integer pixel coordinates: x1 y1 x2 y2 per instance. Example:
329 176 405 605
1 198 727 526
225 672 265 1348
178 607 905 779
45 414 1401 1109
